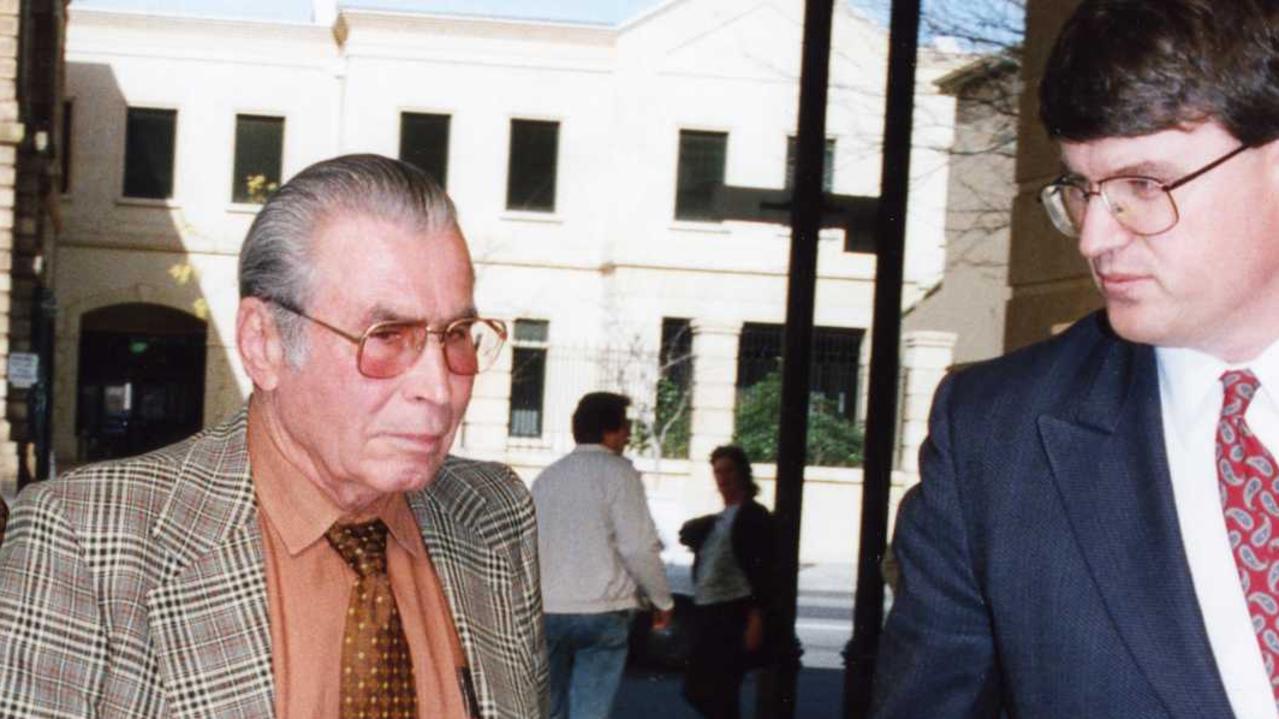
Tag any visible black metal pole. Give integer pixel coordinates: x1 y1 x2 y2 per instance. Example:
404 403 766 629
757 0 834 716
842 0 922 715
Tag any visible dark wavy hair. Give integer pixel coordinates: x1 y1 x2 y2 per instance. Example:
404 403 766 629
1040 0 1279 144
709 445 760 499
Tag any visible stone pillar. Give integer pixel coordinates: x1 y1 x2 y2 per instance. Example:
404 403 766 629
458 343 513 461
896 330 956 477
687 319 740 464
0 0 22 494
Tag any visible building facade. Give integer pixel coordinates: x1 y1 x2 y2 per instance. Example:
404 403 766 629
51 0 959 562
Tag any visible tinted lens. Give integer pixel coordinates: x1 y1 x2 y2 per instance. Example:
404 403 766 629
1103 178 1177 235
443 319 507 375
357 322 427 378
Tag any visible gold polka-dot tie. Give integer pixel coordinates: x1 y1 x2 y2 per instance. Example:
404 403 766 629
325 520 418 719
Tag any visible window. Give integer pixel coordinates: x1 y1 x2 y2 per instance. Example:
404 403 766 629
506 119 559 212
736 322 863 418
509 319 549 438
675 130 727 220
786 136 836 192
655 318 693 458
60 100 72 193
232 114 285 204
123 107 176 199
734 323 866 465
399 112 450 188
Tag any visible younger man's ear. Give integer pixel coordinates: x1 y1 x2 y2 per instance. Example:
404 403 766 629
236 297 286 391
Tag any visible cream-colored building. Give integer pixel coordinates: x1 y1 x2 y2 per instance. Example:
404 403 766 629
54 0 960 563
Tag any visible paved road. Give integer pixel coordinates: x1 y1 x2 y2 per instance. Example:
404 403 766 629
614 666 848 718
612 562 859 717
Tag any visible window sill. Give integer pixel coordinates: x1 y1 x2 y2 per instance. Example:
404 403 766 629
505 436 551 450
669 220 730 235
226 202 265 215
500 210 563 224
116 196 180 209
774 227 846 241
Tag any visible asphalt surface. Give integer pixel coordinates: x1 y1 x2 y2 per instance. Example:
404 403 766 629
612 561 859 718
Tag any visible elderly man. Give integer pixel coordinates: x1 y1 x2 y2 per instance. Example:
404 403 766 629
0 155 546 718
872 1 1279 717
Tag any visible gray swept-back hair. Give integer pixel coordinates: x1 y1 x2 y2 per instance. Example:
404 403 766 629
238 154 459 366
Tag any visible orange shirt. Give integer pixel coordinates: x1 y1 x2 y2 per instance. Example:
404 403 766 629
249 414 470 719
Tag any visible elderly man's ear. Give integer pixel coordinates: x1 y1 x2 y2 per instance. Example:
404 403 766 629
237 297 286 391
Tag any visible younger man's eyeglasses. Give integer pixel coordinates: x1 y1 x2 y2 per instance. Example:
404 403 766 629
1039 144 1251 238
271 299 508 378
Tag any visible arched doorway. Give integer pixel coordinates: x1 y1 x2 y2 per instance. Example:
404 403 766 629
75 303 207 461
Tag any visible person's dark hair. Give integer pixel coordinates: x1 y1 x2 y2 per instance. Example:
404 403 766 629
710 444 760 499
1040 0 1279 144
238 153 460 366
572 392 631 444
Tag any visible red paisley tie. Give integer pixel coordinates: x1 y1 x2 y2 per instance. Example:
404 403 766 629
1218 369 1279 702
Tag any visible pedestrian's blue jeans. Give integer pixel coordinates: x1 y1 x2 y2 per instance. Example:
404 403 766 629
544 610 633 719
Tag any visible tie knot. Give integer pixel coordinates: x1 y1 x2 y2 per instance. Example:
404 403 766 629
325 519 389 577
1221 369 1262 419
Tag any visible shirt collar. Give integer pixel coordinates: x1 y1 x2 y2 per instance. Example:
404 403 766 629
247 399 424 559
1156 339 1279 444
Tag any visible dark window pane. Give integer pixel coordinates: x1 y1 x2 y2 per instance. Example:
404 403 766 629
675 130 727 220
232 115 285 204
509 319 549 438
733 323 865 465
660 317 693 391
736 322 862 414
786 136 836 192
399 112 450 188
656 317 693 458
736 323 784 389
61 100 72 193
123 108 176 199
507 119 559 212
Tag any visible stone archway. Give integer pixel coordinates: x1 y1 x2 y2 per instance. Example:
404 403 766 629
74 302 207 461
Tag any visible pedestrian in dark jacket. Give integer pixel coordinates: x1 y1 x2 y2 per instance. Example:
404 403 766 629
678 445 776 719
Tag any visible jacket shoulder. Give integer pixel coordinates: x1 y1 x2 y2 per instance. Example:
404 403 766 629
14 411 248 541
439 456 532 510
944 312 1127 413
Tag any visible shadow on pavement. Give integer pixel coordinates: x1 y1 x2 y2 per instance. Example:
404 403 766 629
613 666 846 718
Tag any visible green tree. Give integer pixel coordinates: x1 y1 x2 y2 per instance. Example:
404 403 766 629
733 370 864 467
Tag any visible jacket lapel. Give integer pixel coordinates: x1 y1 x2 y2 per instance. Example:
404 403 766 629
408 463 519 719
1038 339 1232 717
145 412 275 718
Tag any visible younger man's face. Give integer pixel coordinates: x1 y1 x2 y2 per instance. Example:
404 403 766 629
1062 121 1279 362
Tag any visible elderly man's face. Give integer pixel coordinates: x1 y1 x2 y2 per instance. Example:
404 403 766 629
1063 121 1279 362
271 213 476 506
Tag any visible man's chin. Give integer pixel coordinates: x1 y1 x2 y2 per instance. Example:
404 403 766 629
369 460 444 495
1105 305 1175 347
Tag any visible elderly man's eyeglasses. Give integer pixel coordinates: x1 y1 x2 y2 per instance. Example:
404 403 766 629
1039 144 1251 238
271 300 507 378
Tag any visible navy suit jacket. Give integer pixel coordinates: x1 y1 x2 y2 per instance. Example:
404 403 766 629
871 313 1237 718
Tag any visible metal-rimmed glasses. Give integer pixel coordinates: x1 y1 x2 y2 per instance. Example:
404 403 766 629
1039 144 1252 237
271 299 507 378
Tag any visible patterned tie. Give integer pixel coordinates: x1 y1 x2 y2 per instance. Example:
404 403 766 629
1218 369 1279 701
325 520 418 719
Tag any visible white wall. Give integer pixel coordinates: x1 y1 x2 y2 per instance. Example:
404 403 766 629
58 0 959 563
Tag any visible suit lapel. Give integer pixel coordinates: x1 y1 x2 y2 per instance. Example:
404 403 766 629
1039 339 1232 716
409 463 518 718
146 412 275 718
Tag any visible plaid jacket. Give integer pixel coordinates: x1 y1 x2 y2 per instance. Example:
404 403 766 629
0 410 548 718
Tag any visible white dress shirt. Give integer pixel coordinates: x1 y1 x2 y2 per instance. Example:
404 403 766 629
1158 340 1279 719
